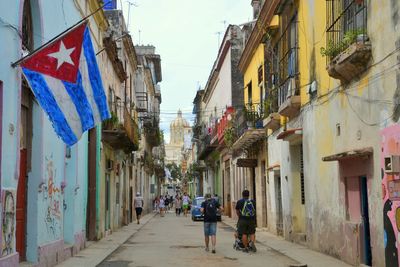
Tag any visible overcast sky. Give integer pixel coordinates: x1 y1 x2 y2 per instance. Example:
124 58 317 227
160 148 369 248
120 0 252 143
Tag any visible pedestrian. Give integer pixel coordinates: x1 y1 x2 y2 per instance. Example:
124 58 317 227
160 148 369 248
154 196 160 213
201 193 223 254
134 192 144 224
170 195 174 210
175 195 182 216
235 189 257 252
164 195 170 211
182 192 190 217
159 195 165 217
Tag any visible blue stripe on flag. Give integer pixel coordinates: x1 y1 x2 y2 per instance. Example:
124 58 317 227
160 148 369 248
63 72 95 131
22 68 78 146
83 27 111 120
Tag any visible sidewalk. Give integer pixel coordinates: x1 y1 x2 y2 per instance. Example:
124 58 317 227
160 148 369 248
56 212 156 267
221 216 353 267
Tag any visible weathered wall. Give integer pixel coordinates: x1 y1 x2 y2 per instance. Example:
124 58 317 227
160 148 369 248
243 44 264 106
296 0 396 266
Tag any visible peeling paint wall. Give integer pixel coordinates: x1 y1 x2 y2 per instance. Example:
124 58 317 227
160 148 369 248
381 125 400 267
296 0 399 266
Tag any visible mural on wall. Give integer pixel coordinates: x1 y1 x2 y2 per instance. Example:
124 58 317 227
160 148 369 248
39 156 61 239
381 125 400 267
1 190 15 256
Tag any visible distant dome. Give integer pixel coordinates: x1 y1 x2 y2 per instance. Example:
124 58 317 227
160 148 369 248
171 110 189 128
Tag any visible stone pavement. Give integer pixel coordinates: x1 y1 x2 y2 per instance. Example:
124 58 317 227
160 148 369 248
56 212 353 267
56 213 156 267
221 216 353 267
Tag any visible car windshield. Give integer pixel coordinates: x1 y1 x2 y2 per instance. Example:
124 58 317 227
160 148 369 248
194 197 204 206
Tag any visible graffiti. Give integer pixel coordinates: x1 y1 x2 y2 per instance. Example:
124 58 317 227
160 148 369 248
41 157 61 239
2 190 15 256
384 199 398 267
381 125 400 267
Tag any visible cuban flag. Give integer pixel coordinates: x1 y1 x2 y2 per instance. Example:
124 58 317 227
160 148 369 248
20 22 110 146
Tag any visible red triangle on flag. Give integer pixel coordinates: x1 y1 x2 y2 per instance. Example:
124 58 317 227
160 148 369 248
21 22 87 83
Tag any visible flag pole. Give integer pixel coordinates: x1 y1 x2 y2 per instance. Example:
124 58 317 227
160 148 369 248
11 0 111 68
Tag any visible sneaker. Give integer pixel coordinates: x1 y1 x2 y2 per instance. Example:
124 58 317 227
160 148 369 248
205 247 209 252
249 242 257 252
242 247 249 253
212 249 216 254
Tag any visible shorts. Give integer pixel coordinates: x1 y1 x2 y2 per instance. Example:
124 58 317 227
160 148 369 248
204 222 217 236
183 204 189 210
237 219 256 235
135 207 143 216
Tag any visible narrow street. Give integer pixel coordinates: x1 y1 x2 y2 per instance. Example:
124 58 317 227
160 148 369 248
97 211 297 267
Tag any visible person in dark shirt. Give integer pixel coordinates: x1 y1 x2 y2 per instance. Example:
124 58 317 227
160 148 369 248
201 193 223 253
235 189 256 252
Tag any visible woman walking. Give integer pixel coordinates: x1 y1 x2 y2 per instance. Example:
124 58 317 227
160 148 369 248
159 195 165 217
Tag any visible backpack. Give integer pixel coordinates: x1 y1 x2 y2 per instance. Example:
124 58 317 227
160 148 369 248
205 199 218 219
241 199 255 217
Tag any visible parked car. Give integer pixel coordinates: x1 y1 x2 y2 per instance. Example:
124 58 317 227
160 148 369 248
191 196 222 221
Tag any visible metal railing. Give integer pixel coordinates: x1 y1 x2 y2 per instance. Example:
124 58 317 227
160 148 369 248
276 13 300 107
326 0 367 61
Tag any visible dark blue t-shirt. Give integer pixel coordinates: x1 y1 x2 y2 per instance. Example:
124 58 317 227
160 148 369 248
201 199 220 222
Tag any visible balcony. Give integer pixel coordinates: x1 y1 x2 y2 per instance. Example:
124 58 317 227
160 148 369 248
278 77 300 118
102 107 139 153
263 88 281 131
198 130 218 160
230 105 265 153
324 0 370 83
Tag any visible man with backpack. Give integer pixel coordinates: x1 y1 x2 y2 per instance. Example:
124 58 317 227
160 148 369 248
235 189 257 252
200 193 223 254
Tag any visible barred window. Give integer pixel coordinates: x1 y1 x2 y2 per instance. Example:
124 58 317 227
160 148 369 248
326 0 367 60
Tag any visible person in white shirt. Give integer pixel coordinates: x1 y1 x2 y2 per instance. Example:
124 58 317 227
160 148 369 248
134 192 144 224
159 196 165 217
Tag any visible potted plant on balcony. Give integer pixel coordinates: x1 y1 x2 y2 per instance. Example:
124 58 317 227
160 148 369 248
224 126 237 149
321 29 371 83
103 111 119 130
243 106 256 129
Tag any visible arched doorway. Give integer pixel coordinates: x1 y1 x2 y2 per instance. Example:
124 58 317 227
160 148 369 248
16 0 35 260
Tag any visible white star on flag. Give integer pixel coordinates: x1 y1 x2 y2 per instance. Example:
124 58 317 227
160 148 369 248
48 41 76 70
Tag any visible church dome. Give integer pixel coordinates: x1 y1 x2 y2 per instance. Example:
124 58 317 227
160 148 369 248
171 110 190 128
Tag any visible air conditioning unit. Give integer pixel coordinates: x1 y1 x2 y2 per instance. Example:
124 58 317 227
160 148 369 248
384 155 400 174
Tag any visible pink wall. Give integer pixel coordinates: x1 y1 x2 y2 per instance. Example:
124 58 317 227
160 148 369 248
381 124 400 267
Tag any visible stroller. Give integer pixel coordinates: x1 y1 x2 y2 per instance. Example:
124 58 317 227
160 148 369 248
233 225 256 252
233 231 245 250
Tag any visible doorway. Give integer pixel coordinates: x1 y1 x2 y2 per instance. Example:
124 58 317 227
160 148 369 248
105 173 110 231
17 0 35 260
275 175 283 236
360 176 372 266
224 161 231 217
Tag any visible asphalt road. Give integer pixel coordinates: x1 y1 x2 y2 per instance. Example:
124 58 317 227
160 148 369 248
97 211 297 267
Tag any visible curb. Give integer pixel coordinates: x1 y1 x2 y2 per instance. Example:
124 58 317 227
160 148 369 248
57 212 157 267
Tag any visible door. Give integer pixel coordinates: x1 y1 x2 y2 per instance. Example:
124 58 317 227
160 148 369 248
275 175 283 236
105 173 110 230
17 79 33 261
129 187 133 223
16 149 27 261
360 176 372 266
224 163 231 217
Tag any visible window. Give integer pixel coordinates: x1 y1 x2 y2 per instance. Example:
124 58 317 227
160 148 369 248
276 6 299 107
257 66 263 86
247 81 253 105
326 0 367 61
